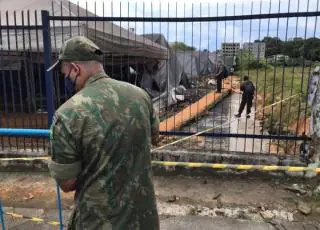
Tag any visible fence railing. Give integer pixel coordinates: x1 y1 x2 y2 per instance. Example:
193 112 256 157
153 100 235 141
1 0 319 159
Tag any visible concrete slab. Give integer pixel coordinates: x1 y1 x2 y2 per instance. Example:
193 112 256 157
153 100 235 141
2 209 307 230
179 93 270 154
161 216 275 230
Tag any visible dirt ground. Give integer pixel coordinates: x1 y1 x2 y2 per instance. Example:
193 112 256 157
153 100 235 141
1 172 320 225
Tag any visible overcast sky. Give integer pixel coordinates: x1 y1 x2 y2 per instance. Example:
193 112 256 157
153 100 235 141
70 0 320 51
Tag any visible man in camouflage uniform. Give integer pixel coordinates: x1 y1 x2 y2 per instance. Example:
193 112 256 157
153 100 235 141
47 36 160 229
308 66 320 163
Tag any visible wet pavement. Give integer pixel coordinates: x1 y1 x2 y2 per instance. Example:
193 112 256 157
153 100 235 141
168 93 269 153
2 208 315 230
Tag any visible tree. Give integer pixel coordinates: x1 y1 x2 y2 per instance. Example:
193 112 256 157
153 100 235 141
170 42 196 51
236 50 268 70
302 38 320 61
262 36 283 57
262 36 320 61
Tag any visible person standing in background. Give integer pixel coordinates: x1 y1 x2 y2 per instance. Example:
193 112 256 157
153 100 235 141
235 75 255 119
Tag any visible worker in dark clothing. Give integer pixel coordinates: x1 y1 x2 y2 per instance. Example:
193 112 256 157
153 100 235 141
235 76 255 118
214 60 225 93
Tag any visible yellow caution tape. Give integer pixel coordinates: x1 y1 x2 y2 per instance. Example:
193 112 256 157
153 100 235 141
0 157 50 161
5 212 63 226
151 161 320 173
0 157 319 173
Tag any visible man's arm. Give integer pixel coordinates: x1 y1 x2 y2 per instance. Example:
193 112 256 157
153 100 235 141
150 102 160 146
214 65 223 77
240 82 245 92
48 113 81 193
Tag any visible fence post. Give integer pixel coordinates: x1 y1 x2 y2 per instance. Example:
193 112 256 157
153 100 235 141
0 200 5 230
41 10 55 127
41 10 64 230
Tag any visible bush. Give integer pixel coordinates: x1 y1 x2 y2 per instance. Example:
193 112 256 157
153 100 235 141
236 50 269 70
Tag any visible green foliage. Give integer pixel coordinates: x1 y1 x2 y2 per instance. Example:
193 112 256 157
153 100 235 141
237 67 311 135
263 36 320 61
236 50 269 70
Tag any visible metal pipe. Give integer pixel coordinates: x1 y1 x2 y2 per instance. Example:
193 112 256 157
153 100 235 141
0 200 5 230
0 128 50 137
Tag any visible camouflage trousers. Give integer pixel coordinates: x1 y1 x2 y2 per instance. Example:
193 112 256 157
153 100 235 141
309 135 320 163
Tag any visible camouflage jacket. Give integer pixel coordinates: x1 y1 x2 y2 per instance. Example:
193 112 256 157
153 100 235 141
48 72 160 230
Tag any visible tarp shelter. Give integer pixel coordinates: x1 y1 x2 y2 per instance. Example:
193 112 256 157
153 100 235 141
140 34 219 111
0 0 168 111
0 0 168 61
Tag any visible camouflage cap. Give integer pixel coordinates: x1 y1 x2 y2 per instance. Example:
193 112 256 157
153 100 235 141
47 36 103 71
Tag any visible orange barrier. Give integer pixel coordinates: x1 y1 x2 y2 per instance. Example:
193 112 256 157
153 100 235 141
160 78 233 132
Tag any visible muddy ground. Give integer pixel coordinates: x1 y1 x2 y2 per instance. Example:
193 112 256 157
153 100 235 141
1 172 320 226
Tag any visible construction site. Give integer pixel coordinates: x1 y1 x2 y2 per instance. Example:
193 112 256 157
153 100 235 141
1 0 320 229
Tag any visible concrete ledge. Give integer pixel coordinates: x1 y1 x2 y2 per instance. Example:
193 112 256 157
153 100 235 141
0 149 304 176
151 150 303 166
159 87 231 132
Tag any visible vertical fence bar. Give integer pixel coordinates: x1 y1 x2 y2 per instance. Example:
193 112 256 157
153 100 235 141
252 0 263 154
221 2 226 153
102 1 106 68
212 1 218 152
205 2 210 152
94 1 97 42
262 0 272 155
134 2 138 86
227 2 235 154
166 2 170 145
69 1 72 38
5 11 15 149
0 11 5 150
243 1 254 152
34 10 46 149
21 11 32 149
13 11 25 150
27 10 37 150
41 10 63 230
292 0 301 154
77 2 80 35
51 3 62 106
111 1 114 78
189 3 194 150
236 2 245 152
120 2 123 82
0 200 5 230
269 0 281 156
278 0 291 157
296 0 310 155
127 1 130 84
159 1 163 124
197 3 201 149
174 2 178 135
302 0 311 134
41 10 54 126
231 2 236 153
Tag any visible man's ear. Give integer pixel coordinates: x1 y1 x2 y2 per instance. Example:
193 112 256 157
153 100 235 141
70 62 80 75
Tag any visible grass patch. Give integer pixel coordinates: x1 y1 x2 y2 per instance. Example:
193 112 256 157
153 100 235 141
236 66 311 135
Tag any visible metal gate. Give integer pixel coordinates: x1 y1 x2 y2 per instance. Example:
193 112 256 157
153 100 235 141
1 0 320 158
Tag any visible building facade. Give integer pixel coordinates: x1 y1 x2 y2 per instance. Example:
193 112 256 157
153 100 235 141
222 43 240 57
243 42 266 59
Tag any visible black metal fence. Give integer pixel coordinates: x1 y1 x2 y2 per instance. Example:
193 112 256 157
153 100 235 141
0 0 319 160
